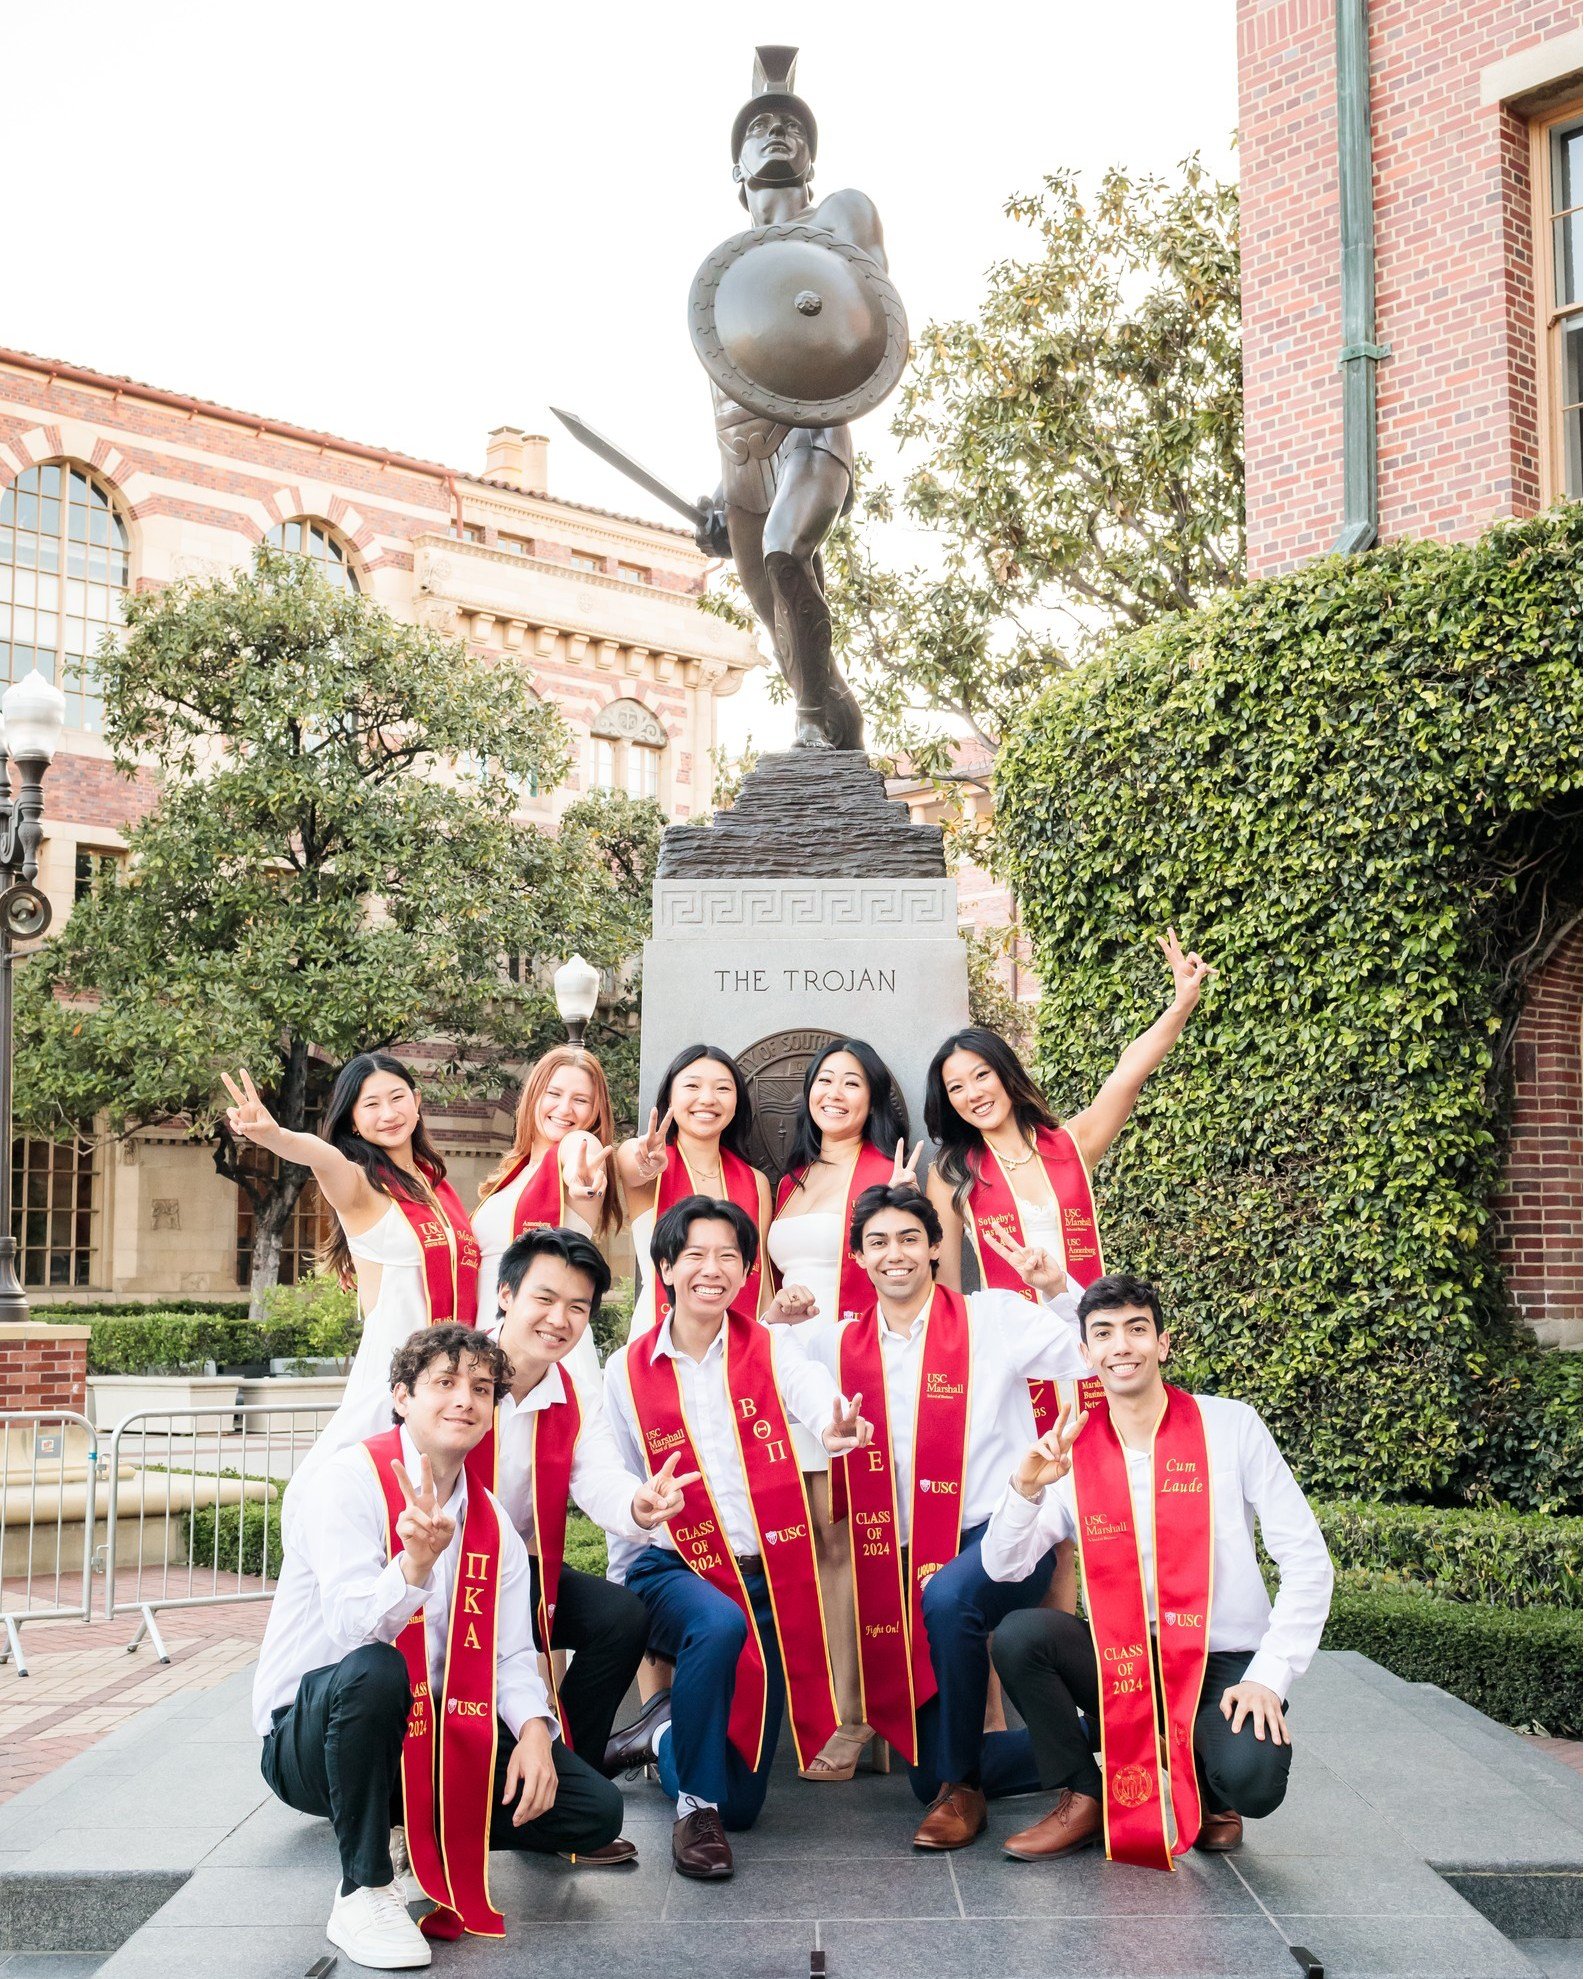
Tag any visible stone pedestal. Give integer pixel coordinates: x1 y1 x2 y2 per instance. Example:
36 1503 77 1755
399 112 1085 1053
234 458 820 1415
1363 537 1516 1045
640 753 971 1171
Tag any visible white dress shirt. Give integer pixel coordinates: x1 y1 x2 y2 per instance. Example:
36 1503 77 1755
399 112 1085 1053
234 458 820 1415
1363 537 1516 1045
491 1361 648 1548
812 1285 1087 1542
252 1424 557 1742
981 1392 1334 1699
602 1315 842 1582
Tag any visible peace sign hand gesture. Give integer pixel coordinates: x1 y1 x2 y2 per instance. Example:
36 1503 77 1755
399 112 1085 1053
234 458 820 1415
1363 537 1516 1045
391 1454 457 1583
632 1449 703 1530
569 1137 612 1203
823 1390 874 1457
1158 927 1215 1015
634 1107 674 1182
221 1069 278 1149
981 1224 1066 1297
1011 1397 1089 1502
890 1139 925 1189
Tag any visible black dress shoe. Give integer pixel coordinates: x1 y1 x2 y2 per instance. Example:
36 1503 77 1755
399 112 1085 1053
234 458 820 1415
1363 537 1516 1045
672 1807 733 1879
603 1687 673 1777
557 1837 639 1866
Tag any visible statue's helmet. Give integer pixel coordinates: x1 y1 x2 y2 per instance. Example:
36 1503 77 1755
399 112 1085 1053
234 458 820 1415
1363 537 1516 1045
731 45 819 167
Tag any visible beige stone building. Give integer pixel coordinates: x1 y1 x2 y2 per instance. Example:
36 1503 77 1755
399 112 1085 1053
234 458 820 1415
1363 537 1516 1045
0 346 760 1303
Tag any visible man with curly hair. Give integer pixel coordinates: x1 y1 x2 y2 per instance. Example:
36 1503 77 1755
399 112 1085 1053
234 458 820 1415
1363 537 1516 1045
253 1322 625 1970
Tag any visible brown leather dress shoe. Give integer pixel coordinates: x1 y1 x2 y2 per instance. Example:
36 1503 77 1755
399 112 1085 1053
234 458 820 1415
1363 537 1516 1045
673 1807 733 1879
557 1837 639 1866
1003 1790 1103 1860
912 1783 988 1850
1195 1807 1243 1851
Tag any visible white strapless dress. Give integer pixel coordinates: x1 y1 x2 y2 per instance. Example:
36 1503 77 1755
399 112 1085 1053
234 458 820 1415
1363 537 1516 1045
766 1210 845 1471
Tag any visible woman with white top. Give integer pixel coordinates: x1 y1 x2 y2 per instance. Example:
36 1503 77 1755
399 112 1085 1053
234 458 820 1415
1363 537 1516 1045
767 1037 914 1781
221 1053 483 1538
474 1044 618 1387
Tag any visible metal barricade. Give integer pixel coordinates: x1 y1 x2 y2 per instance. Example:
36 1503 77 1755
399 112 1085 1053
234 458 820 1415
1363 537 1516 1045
0 1410 100 1676
103 1399 336 1662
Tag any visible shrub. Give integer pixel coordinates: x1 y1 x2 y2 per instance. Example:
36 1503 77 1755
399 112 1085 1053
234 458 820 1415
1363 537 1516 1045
259 1275 361 1367
564 1508 609 1577
89 1312 271 1375
187 1499 283 1581
592 1279 636 1365
995 507 1583 1508
1312 1499 1581 1607
1322 1586 1582 1736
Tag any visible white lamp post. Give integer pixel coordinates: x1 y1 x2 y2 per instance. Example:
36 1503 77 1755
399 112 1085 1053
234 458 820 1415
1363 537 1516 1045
552 953 601 1047
0 668 67 1323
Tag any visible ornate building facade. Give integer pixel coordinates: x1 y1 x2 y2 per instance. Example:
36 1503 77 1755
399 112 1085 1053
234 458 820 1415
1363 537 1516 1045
0 346 759 1302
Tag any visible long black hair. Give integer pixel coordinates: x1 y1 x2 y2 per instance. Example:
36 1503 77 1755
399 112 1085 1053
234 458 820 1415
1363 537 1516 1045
319 1052 449 1283
923 1026 1058 1211
655 1044 757 1164
782 1037 910 1186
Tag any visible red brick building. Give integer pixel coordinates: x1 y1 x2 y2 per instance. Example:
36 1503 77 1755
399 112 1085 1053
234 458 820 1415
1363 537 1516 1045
1238 0 1580 1343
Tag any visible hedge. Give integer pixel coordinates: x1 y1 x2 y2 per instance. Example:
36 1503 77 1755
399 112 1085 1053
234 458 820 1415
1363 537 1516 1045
187 1499 283 1581
88 1310 361 1375
995 506 1583 1510
1313 1498 1580 1608
1322 1586 1582 1737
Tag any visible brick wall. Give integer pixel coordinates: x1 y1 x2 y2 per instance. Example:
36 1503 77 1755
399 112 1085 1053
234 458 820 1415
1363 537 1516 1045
0 1325 89 1412
1238 0 1575 575
1493 924 1583 1347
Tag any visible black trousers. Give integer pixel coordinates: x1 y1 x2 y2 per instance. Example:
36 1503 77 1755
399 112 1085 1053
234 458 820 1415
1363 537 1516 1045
532 1560 649 1763
261 1642 625 1889
991 1609 1294 1819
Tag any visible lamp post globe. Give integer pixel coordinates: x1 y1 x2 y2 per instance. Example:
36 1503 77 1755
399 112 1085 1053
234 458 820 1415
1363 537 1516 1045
553 954 601 1047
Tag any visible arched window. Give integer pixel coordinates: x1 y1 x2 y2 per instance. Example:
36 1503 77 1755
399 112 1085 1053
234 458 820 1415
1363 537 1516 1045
0 462 130 732
266 516 360 592
591 697 666 801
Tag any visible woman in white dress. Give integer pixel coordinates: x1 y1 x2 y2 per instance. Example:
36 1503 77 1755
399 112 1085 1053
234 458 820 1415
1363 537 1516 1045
221 1053 483 1541
473 1044 618 1388
767 1038 914 1780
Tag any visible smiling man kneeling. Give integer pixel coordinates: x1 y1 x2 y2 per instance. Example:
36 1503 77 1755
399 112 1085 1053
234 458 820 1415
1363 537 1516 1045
252 1323 623 1970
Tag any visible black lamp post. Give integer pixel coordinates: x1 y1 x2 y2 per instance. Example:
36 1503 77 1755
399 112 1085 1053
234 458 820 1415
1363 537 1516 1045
0 667 67 1323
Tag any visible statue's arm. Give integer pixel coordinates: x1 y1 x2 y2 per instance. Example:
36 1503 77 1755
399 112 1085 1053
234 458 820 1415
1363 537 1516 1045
819 188 887 271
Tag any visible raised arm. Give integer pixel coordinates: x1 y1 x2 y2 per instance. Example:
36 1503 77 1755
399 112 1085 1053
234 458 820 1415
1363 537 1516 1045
925 1166 965 1294
1065 930 1214 1170
821 187 887 271
221 1068 378 1221
615 1105 672 1209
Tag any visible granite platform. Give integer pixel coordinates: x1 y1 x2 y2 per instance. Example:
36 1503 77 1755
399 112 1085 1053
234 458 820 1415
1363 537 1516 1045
0 1651 1577 1978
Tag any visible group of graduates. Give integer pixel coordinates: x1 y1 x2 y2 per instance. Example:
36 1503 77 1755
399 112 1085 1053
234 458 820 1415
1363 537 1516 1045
237 931 1335 1973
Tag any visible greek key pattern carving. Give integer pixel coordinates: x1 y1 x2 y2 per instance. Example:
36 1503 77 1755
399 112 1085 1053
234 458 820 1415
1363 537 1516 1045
653 881 956 936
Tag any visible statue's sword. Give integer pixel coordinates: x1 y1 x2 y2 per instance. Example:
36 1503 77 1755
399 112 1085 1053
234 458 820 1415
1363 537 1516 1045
550 408 709 531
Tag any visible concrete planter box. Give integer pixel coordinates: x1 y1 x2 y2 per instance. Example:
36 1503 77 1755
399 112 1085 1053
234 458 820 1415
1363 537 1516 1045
236 1374 347 1413
88 1374 241 1435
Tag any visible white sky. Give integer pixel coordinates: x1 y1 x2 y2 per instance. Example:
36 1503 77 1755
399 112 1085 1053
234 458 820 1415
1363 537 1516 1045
6 0 1238 749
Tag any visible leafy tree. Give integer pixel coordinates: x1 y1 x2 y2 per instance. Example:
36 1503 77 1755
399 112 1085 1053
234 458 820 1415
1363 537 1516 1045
829 157 1242 764
18 548 659 1307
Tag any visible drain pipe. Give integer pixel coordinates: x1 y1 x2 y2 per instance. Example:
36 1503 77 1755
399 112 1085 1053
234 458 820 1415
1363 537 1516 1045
1333 0 1389 553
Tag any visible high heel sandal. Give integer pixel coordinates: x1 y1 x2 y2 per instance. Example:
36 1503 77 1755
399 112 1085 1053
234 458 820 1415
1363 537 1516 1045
799 1723 879 1782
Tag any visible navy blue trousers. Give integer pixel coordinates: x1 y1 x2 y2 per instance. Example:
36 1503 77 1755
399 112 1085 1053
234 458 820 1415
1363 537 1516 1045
624 1547 787 1831
909 1526 1056 1807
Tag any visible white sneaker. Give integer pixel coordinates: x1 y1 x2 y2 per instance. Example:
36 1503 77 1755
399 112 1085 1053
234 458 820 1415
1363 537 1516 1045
389 1826 423 1904
326 1880 432 1970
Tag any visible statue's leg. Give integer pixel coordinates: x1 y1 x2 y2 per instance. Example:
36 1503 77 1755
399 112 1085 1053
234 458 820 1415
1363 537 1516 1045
762 451 864 751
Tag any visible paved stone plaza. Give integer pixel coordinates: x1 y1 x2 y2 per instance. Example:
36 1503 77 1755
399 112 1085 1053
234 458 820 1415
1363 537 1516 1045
0 1650 1576 1978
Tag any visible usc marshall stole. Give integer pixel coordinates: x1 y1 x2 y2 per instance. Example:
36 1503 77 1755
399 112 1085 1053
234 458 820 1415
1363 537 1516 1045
486 1148 566 1240
1069 1385 1214 1871
830 1286 972 1764
392 1167 482 1330
465 1373 582 1745
656 1142 768 1321
966 1125 1102 1434
773 1140 895 1321
624 1309 838 1769
364 1427 504 1941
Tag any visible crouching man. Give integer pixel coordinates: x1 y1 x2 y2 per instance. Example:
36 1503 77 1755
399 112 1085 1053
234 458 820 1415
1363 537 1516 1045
252 1323 624 1970
982 1275 1333 1869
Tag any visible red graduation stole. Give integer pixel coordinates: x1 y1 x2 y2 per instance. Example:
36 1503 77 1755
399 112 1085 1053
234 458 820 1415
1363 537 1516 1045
624 1308 838 1770
966 1125 1103 1436
830 1286 972 1764
487 1148 566 1239
392 1169 482 1329
1069 1385 1214 1871
364 1427 504 1941
773 1140 895 1320
465 1375 583 1746
656 1141 767 1320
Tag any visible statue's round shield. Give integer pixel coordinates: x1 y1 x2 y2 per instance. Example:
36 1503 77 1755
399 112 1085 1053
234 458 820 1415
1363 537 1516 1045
689 221 909 428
